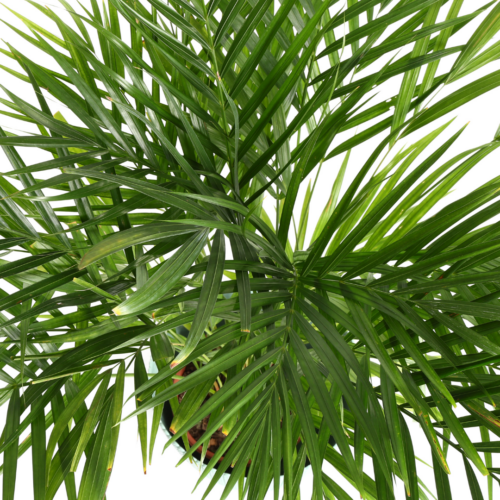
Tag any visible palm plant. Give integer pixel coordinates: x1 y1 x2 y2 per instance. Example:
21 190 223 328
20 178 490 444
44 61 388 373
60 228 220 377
2 0 500 498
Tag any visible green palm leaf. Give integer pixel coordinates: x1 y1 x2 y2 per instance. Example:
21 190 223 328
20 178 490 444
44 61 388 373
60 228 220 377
1 0 500 498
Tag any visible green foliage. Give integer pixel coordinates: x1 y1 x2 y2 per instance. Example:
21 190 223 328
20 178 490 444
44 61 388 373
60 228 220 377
1 0 500 498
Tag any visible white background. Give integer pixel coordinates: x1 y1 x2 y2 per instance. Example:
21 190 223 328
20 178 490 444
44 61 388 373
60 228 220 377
1 0 500 498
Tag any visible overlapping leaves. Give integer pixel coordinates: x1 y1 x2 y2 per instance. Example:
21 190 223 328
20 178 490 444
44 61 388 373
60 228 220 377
1 0 500 499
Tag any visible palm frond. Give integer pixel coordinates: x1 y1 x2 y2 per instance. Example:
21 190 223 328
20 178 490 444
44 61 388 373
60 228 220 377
1 0 500 499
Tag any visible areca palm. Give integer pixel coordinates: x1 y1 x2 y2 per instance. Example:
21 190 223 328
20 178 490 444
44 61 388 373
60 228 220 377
1 0 500 498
